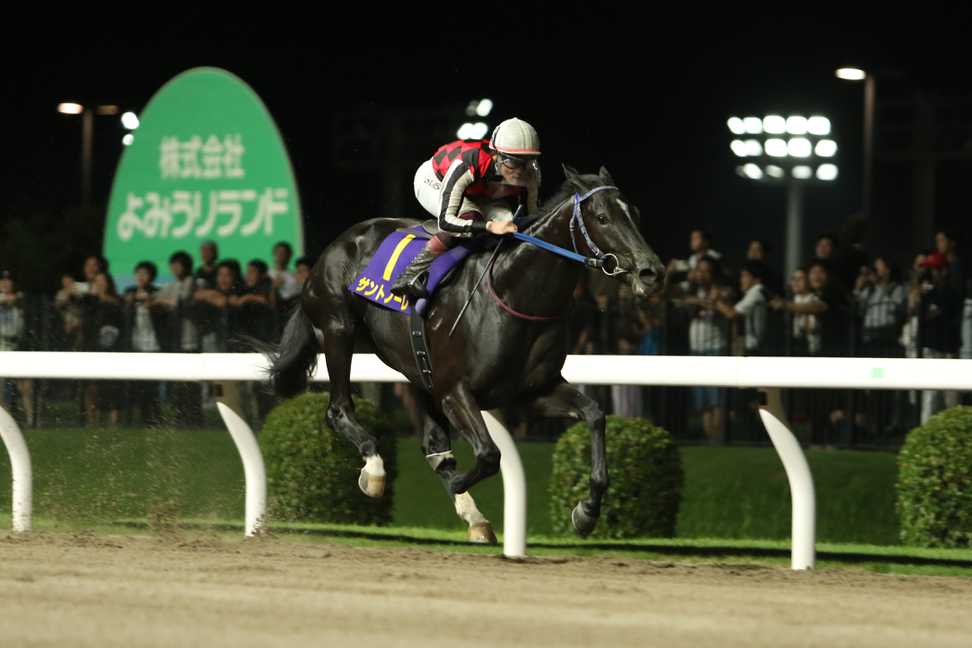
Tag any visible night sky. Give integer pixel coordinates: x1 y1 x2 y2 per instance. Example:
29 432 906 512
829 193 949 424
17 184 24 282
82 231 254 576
4 5 972 287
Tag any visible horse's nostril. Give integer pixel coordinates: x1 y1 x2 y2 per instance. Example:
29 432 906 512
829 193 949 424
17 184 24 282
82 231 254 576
639 268 657 283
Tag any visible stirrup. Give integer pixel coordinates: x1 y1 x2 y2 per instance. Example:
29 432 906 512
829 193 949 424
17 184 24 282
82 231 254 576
391 272 429 299
403 276 429 299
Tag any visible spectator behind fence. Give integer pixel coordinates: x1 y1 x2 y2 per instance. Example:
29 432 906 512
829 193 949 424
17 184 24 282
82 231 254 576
746 239 783 296
238 258 279 421
636 295 664 356
611 286 664 418
123 261 165 425
681 256 729 443
812 233 852 291
55 273 86 351
854 256 907 437
610 285 646 418
81 255 108 290
82 272 124 426
946 229 972 364
854 256 906 357
192 260 243 413
914 251 962 423
225 259 244 288
935 229 965 298
193 260 238 353
233 259 276 345
295 256 314 288
715 260 769 356
963 276 972 361
771 259 849 356
895 253 928 423
582 291 614 409
124 262 165 352
156 250 203 426
566 277 600 406
787 269 821 355
773 260 852 443
0 270 34 425
813 233 837 265
270 241 301 313
194 240 219 289
667 228 722 295
569 277 597 355
54 255 106 357
157 251 199 352
900 253 927 361
778 268 819 430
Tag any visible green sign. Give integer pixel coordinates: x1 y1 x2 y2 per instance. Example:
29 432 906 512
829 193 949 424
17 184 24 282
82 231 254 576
105 67 303 286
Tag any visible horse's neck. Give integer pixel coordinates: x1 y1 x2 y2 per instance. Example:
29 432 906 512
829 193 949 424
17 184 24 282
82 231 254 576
491 203 582 310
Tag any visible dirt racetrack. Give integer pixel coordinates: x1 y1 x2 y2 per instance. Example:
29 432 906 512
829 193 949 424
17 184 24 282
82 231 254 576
1 532 971 647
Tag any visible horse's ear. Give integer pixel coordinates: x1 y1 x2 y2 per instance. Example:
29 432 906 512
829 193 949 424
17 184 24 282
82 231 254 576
599 166 615 184
562 163 579 179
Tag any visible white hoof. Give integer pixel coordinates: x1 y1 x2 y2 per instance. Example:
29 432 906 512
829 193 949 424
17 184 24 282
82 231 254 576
468 522 497 544
358 455 386 498
358 470 385 498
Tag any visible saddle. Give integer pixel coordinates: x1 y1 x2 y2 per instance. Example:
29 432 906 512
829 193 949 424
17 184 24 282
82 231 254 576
413 219 442 237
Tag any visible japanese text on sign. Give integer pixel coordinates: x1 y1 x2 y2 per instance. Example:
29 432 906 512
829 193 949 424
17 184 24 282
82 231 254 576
160 134 245 179
116 188 289 240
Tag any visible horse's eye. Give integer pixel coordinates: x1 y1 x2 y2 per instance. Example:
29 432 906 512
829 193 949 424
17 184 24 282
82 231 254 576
597 213 610 225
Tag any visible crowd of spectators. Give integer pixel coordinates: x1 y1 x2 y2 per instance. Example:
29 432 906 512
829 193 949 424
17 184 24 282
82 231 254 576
1 240 314 427
565 224 969 446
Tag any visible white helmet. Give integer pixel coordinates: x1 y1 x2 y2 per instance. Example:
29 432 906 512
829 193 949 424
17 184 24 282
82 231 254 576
490 118 541 157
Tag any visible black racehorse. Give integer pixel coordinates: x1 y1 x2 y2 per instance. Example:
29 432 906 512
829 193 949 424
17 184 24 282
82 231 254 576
262 165 665 541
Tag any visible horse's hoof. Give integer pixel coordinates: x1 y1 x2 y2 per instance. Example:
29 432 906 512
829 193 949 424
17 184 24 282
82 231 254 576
468 522 497 545
358 468 385 498
571 501 597 537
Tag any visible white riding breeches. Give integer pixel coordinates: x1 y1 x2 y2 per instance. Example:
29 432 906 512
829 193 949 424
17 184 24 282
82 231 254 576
414 160 443 217
413 159 516 223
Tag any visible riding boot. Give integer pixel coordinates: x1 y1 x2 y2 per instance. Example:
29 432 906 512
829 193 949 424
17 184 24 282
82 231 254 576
390 248 439 299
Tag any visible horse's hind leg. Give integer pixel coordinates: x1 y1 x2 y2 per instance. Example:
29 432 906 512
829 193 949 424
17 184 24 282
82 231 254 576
313 300 385 498
414 389 495 544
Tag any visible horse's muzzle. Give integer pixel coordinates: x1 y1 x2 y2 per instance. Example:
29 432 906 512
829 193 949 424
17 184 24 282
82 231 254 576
630 264 665 298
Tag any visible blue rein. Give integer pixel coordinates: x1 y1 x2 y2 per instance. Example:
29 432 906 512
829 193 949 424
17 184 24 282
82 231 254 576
511 185 624 275
511 232 600 267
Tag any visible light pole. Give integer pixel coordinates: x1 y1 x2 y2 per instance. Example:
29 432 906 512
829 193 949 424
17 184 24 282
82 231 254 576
835 67 875 222
728 114 839 277
57 102 138 208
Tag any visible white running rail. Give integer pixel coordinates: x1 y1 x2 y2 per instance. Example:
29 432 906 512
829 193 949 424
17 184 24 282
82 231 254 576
6 352 971 567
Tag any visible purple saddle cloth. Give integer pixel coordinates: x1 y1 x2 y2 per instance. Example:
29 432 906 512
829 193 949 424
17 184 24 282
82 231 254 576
348 226 472 315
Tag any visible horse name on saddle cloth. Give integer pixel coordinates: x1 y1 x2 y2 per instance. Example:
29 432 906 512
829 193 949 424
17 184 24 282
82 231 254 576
349 226 472 315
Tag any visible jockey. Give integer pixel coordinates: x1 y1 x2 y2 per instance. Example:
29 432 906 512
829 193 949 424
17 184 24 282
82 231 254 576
390 117 541 298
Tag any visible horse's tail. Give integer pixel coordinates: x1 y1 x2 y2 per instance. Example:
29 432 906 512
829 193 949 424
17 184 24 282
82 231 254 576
253 303 319 398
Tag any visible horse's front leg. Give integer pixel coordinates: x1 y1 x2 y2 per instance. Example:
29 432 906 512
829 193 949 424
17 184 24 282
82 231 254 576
439 382 501 496
413 387 496 544
525 381 606 537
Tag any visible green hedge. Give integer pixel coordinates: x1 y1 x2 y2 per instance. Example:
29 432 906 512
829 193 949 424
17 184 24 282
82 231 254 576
549 416 682 538
898 406 972 547
261 392 397 525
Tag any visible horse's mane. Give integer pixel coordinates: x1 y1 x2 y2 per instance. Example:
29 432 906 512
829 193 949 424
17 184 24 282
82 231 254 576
527 173 603 233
